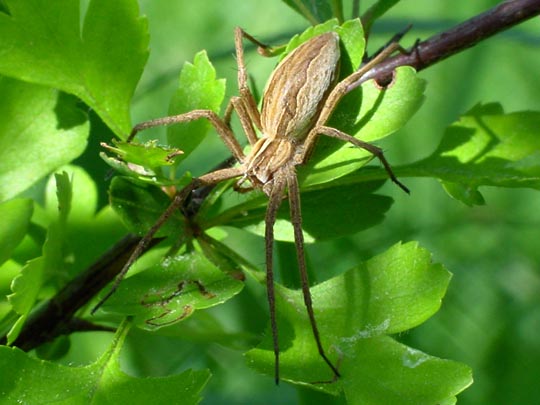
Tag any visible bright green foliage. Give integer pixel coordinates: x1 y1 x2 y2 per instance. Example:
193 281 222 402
341 336 471 404
328 103 540 204
7 172 72 343
101 140 186 186
5 166 125 344
0 0 149 203
102 140 184 171
0 320 210 404
1 1 539 404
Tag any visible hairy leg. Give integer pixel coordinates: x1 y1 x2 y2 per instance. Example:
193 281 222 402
92 166 244 313
286 166 341 379
128 109 246 163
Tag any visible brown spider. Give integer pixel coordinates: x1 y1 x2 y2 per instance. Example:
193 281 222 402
94 27 408 383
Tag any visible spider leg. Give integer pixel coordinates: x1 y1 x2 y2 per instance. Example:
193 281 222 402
92 166 243 314
307 125 409 193
128 110 246 163
231 27 263 132
224 96 259 145
91 182 196 313
296 42 408 193
286 166 341 379
264 173 287 384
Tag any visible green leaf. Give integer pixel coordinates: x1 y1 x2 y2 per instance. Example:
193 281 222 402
246 242 471 400
52 172 72 225
167 51 226 164
336 19 366 68
441 181 486 207
45 168 93 223
109 176 187 237
46 165 127 272
281 0 342 24
0 77 89 202
341 335 472 404
100 139 188 185
6 257 43 343
102 139 184 169
101 251 244 330
0 198 33 265
0 0 148 137
401 103 540 204
0 320 211 403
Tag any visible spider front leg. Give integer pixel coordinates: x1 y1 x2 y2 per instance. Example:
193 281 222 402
95 27 271 312
91 180 197 313
223 27 271 144
127 109 246 163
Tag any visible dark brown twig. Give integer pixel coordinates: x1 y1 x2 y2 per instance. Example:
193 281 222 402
363 0 540 83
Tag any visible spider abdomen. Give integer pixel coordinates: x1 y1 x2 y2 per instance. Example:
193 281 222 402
261 32 341 142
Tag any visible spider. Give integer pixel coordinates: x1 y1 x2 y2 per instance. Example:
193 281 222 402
94 27 408 383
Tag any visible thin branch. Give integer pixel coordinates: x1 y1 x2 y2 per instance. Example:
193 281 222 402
363 0 540 83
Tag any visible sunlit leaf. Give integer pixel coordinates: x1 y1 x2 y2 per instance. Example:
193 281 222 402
0 320 210 403
0 0 148 136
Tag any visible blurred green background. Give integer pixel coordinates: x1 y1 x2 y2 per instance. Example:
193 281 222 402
72 1 540 403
